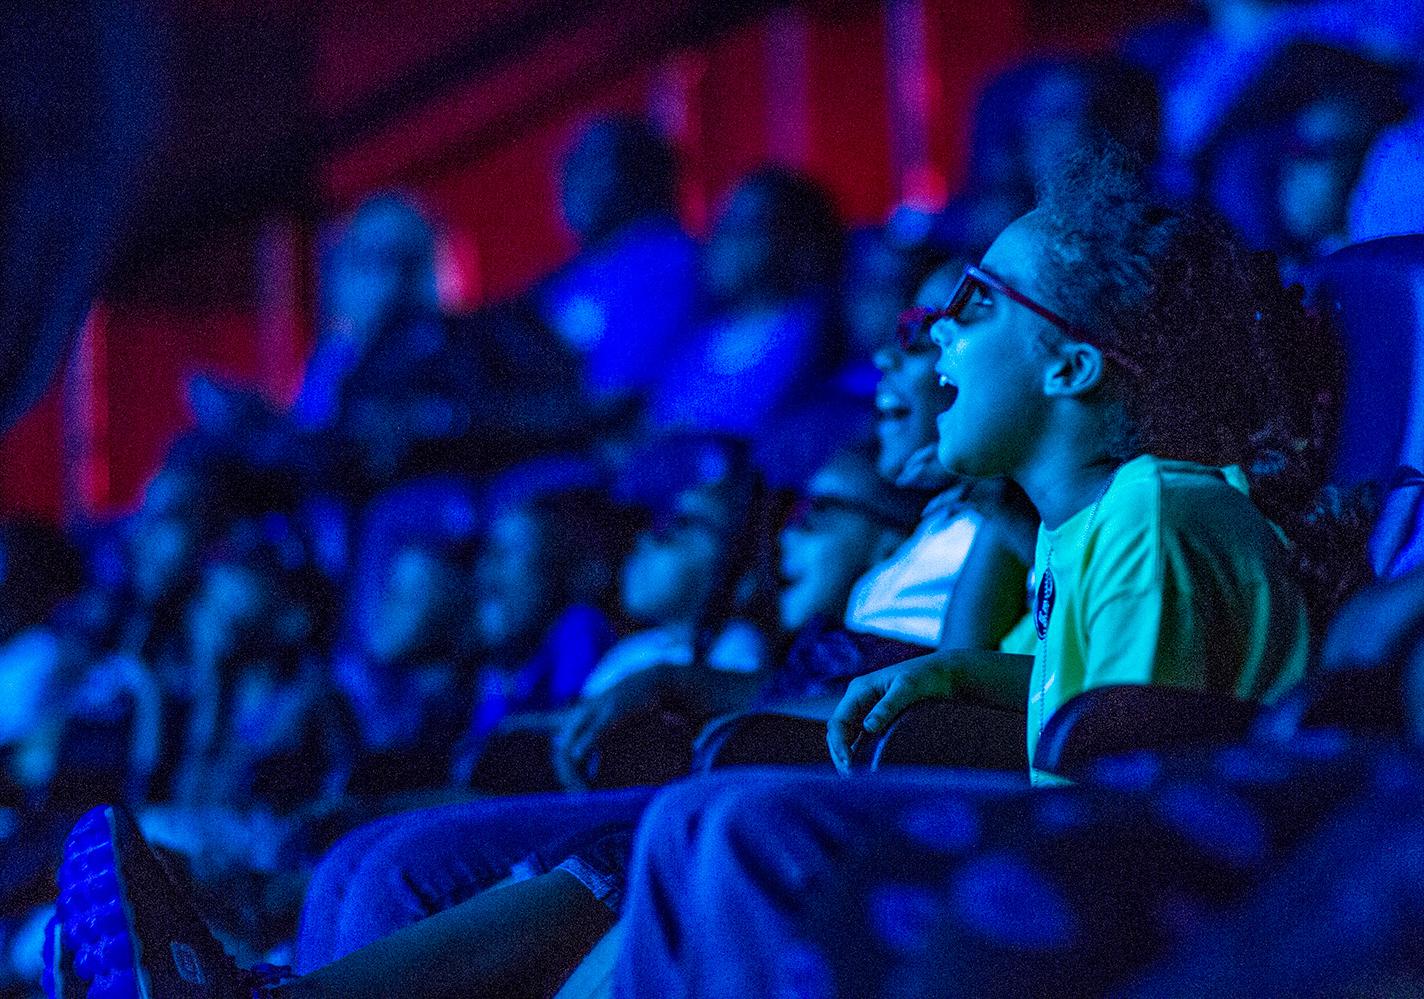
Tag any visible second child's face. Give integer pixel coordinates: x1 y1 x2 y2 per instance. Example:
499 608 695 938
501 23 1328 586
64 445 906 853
873 340 949 482
778 465 895 631
702 185 776 307
1278 99 1368 248
931 215 1055 479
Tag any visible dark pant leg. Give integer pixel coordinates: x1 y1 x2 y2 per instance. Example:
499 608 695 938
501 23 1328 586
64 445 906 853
296 814 409 973
613 767 1026 999
615 740 1388 999
304 786 655 970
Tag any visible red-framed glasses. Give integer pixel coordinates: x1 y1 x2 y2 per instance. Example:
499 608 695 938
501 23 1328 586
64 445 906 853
897 264 1145 378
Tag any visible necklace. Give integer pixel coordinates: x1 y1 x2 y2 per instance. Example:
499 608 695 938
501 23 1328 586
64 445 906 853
1032 466 1120 769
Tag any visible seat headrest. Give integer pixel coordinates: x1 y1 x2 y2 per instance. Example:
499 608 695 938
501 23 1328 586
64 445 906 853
1302 235 1424 488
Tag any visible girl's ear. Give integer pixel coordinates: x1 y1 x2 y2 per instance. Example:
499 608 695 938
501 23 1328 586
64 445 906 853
1043 341 1105 398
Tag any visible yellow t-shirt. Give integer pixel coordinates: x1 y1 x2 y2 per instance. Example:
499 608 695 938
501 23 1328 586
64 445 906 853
1015 455 1310 780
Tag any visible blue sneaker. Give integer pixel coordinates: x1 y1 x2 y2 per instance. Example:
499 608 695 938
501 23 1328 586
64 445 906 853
53 805 292 999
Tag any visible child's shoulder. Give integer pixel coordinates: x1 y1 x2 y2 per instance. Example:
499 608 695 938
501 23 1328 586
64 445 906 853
1116 455 1251 507
1117 456 1281 554
1096 456 1263 547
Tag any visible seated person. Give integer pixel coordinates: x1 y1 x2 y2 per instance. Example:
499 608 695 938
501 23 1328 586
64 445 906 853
3 444 240 806
471 448 780 790
548 285 1019 781
536 114 699 409
777 444 927 637
148 520 352 844
38 241 1040 995
124 520 356 959
1214 43 1409 276
190 194 491 496
451 485 642 783
609 145 1346 997
70 142 1333 999
335 529 478 795
646 168 844 445
271 335 1003 962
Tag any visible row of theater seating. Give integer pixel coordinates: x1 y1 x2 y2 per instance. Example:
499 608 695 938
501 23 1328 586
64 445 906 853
505 233 1424 793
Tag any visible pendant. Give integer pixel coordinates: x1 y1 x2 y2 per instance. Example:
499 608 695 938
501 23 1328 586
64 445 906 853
1034 566 1056 641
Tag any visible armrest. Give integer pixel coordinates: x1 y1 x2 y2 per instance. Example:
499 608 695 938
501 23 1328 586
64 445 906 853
1032 685 1259 778
692 712 833 771
860 697 1027 772
466 724 562 793
581 708 698 789
1254 666 1403 740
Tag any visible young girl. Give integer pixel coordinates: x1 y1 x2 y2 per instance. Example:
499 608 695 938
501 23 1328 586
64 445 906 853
612 146 1353 997
452 484 642 786
472 440 779 791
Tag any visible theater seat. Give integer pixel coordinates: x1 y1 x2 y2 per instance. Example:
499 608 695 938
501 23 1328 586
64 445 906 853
689 698 1026 773
1305 235 1424 578
1302 234 1424 492
693 711 833 770
861 697 1026 771
1031 685 1258 779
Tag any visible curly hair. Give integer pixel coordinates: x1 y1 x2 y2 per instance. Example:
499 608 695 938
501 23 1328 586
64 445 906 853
1033 146 1368 630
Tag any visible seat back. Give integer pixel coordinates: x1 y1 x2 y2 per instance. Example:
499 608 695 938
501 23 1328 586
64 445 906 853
1305 235 1424 577
1304 235 1424 490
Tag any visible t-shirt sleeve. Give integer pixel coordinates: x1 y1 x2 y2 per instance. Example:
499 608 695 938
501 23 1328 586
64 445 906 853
1083 585 1174 688
1082 537 1207 692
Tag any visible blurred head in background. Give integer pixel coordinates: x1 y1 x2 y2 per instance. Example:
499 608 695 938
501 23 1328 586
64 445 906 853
473 487 641 655
619 442 776 640
873 259 966 482
560 114 679 248
701 167 844 312
1018 56 1163 190
128 443 241 614
366 536 475 670
328 192 438 342
842 226 950 361
185 520 329 681
1278 81 1407 254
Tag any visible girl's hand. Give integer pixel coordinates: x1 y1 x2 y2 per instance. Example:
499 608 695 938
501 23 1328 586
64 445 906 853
826 652 959 774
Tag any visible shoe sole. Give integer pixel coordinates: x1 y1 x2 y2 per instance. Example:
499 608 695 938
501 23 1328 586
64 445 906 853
58 805 237 999
55 806 148 999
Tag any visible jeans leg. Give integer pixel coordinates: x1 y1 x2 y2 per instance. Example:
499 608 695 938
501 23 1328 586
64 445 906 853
615 768 1024 999
296 815 408 973
314 787 655 967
